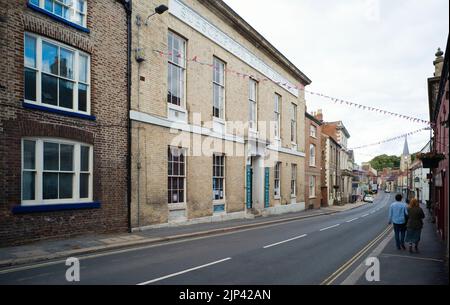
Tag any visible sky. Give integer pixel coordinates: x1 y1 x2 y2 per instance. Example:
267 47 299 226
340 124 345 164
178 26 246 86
223 0 449 164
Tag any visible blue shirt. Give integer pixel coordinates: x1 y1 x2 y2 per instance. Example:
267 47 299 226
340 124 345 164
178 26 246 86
388 201 408 224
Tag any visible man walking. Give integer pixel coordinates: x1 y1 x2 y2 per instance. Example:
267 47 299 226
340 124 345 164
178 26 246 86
388 194 408 250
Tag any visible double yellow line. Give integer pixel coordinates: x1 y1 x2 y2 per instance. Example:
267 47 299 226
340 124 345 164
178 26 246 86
321 225 392 285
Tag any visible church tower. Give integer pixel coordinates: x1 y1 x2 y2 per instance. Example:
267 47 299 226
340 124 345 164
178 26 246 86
400 136 411 172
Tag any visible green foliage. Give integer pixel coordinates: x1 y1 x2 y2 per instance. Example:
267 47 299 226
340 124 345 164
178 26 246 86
369 154 401 171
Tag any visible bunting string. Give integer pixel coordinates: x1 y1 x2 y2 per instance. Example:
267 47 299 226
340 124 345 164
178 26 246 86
348 127 431 150
153 49 431 125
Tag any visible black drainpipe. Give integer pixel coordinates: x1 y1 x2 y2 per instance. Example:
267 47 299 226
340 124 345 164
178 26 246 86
122 0 132 233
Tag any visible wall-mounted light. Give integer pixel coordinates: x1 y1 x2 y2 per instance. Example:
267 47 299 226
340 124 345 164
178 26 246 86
135 4 169 63
144 4 169 25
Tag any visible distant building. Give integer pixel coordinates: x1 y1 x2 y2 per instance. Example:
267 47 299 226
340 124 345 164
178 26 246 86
395 137 411 195
409 159 430 205
322 121 351 204
400 136 411 172
321 134 341 206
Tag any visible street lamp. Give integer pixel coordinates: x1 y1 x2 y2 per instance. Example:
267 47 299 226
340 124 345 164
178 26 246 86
144 4 169 25
135 4 169 62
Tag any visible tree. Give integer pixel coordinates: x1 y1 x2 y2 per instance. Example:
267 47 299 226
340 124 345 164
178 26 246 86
369 154 400 171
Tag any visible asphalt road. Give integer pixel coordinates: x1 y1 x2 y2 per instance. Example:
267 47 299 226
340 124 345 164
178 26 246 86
0 192 393 285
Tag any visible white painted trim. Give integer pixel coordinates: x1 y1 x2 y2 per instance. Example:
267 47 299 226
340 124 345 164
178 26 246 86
168 0 299 97
130 111 305 158
262 202 306 216
130 110 245 144
267 144 305 158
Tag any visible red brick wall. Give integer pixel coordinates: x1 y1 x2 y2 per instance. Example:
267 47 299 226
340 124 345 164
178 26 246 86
434 78 449 243
304 115 322 209
0 0 129 246
321 123 338 142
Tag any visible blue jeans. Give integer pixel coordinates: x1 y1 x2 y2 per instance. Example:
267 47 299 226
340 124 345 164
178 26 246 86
393 223 406 249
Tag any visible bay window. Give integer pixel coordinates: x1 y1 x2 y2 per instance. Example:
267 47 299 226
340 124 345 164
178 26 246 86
28 0 87 28
21 138 93 205
24 33 91 115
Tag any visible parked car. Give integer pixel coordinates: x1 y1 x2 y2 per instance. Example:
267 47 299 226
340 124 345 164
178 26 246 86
364 195 374 203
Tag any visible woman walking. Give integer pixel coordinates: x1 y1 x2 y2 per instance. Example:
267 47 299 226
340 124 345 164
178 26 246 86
405 198 425 253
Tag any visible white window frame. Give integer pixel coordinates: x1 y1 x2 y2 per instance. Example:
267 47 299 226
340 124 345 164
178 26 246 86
21 137 93 206
168 146 187 205
310 144 316 167
274 94 281 140
212 154 226 206
248 79 258 132
212 57 226 121
310 125 317 138
291 164 297 198
309 176 316 198
274 161 281 199
291 103 297 145
29 0 88 28
167 31 187 110
24 32 91 115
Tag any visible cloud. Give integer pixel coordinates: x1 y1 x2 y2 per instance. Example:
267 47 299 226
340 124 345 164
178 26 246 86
223 0 448 163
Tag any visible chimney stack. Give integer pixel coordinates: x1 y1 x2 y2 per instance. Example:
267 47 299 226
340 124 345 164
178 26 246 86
314 109 323 122
434 48 444 77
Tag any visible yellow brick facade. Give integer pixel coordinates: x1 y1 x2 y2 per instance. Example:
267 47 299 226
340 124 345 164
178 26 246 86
130 0 311 228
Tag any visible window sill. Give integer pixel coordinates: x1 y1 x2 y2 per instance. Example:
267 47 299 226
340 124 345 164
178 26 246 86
23 102 96 121
274 195 281 200
27 3 90 33
12 202 100 214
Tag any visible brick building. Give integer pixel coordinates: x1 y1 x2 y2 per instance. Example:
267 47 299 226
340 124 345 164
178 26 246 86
427 37 449 259
322 119 351 205
304 111 322 209
129 0 311 229
0 0 130 246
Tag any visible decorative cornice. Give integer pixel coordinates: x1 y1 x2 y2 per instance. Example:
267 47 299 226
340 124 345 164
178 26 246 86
197 0 311 86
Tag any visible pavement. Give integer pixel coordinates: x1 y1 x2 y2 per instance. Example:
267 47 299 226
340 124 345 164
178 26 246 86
350 204 449 285
0 201 367 269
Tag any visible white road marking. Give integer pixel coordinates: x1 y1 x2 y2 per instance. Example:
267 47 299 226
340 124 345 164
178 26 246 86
137 257 232 285
320 224 340 231
361 214 369 217
346 218 359 223
263 234 308 249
